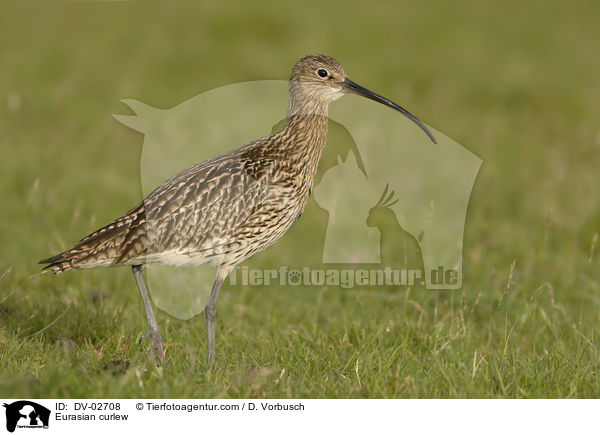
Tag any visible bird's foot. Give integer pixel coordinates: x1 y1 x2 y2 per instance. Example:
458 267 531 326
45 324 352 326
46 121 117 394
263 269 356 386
207 351 216 367
139 329 164 365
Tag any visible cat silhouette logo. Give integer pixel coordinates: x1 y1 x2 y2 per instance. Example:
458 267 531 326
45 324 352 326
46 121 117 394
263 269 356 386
3 401 50 432
112 80 481 319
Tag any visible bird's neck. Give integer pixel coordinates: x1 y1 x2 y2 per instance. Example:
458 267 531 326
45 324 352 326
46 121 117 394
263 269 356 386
263 84 332 189
280 113 328 161
286 86 330 119
274 112 327 198
282 85 330 155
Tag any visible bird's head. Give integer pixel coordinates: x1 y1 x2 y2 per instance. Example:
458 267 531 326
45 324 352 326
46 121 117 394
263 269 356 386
291 54 348 101
366 184 400 228
290 54 436 143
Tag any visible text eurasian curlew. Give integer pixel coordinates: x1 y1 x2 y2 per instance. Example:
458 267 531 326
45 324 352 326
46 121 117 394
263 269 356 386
40 54 436 366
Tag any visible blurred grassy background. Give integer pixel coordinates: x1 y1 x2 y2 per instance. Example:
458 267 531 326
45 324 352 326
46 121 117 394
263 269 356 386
1 0 599 397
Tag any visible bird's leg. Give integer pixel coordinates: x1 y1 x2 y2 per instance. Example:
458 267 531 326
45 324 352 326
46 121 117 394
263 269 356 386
132 265 164 365
205 267 231 366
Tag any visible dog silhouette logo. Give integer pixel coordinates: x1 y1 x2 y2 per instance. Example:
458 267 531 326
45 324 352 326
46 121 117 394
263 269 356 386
110 80 480 318
3 401 50 432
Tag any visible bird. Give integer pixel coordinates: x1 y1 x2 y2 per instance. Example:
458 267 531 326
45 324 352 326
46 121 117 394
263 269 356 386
39 54 436 366
366 184 425 278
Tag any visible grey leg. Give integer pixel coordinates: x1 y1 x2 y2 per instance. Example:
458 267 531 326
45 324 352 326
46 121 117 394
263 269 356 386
132 265 164 365
205 267 231 366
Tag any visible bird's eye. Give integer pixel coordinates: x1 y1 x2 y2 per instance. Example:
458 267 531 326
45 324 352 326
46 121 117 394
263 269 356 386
317 69 328 78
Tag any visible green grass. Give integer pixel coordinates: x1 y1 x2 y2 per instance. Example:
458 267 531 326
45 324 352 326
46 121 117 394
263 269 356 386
1 0 600 398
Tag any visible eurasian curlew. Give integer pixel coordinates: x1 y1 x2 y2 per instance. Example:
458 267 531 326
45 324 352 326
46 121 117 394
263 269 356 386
40 54 436 365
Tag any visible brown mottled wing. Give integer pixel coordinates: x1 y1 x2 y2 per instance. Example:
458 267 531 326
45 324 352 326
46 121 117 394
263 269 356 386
119 148 273 265
39 140 274 272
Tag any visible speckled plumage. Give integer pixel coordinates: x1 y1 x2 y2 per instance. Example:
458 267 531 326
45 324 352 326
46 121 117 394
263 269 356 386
41 68 334 274
39 54 435 365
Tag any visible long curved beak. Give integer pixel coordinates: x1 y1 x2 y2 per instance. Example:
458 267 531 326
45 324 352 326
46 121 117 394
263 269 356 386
341 78 437 144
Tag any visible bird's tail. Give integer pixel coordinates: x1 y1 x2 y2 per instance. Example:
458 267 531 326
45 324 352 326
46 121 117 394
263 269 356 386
39 203 147 273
